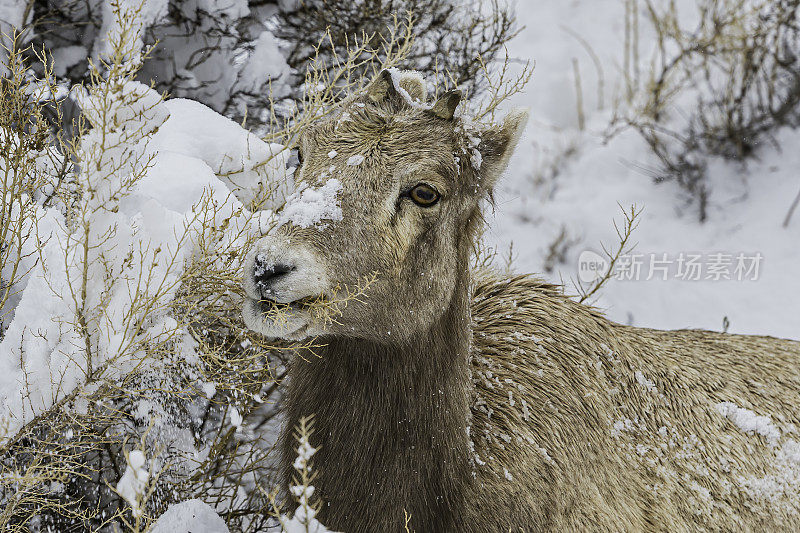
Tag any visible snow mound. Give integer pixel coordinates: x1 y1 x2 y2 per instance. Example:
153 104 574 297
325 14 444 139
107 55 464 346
153 98 290 208
150 499 229 533
236 31 291 96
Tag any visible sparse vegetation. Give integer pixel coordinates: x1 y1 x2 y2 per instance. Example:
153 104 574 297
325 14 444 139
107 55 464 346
616 0 800 221
574 204 642 304
0 4 293 529
275 0 518 102
20 0 518 132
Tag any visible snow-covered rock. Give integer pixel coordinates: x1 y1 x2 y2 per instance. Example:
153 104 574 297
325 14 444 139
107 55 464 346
236 31 292 98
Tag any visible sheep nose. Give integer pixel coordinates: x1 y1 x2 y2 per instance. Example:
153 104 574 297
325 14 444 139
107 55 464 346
253 257 294 293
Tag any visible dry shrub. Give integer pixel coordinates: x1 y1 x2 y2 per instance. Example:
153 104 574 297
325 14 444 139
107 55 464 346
0 3 294 530
617 0 800 221
275 0 518 99
0 38 61 334
20 0 518 133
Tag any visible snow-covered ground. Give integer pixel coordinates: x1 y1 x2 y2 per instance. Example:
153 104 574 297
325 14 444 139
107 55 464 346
486 0 800 339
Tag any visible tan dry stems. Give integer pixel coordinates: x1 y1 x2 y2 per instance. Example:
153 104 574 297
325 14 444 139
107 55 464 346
262 13 532 151
785 186 800 227
255 272 379 334
57 0 162 379
561 25 606 113
226 13 532 213
265 416 327 531
104 422 163 533
167 202 300 529
261 13 415 148
0 34 112 531
573 203 642 304
470 50 533 125
176 248 377 517
288 417 321 519
543 225 581 275
219 13 416 213
275 0 519 106
623 0 641 104
404 510 413 533
0 1 284 529
0 387 139 530
613 0 800 221
572 58 586 131
0 35 64 329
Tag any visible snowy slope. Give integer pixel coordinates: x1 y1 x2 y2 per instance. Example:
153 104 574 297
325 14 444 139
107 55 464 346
485 0 800 339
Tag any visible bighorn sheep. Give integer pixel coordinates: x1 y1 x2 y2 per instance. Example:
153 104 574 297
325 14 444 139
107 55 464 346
243 70 800 532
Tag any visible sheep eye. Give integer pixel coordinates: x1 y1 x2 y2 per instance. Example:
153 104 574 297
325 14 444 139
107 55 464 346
408 184 440 207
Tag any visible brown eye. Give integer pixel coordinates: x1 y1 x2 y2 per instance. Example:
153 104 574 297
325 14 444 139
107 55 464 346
409 183 440 207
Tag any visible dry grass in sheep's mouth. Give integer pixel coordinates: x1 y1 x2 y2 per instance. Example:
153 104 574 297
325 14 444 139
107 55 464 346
259 295 330 312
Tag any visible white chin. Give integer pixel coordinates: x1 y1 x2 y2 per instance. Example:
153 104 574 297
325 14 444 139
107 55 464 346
242 298 314 340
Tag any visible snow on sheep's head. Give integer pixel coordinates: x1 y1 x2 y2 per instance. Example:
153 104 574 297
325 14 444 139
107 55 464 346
243 69 528 341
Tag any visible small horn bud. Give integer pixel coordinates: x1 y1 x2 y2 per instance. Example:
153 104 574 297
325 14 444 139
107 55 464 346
368 69 397 102
430 90 462 120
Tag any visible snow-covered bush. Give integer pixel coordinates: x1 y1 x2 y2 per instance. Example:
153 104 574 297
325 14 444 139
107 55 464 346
19 0 516 133
270 417 337 533
618 0 800 220
274 0 517 100
18 0 291 132
0 40 56 335
0 4 298 530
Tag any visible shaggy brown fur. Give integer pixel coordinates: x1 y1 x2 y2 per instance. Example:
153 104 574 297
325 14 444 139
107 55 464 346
243 70 800 532
468 275 800 532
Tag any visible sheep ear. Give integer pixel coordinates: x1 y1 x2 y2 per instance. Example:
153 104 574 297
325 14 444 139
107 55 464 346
475 108 529 190
430 90 462 120
368 69 396 102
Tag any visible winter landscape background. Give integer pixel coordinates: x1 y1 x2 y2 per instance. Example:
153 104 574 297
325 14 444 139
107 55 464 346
491 0 800 339
0 0 798 531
